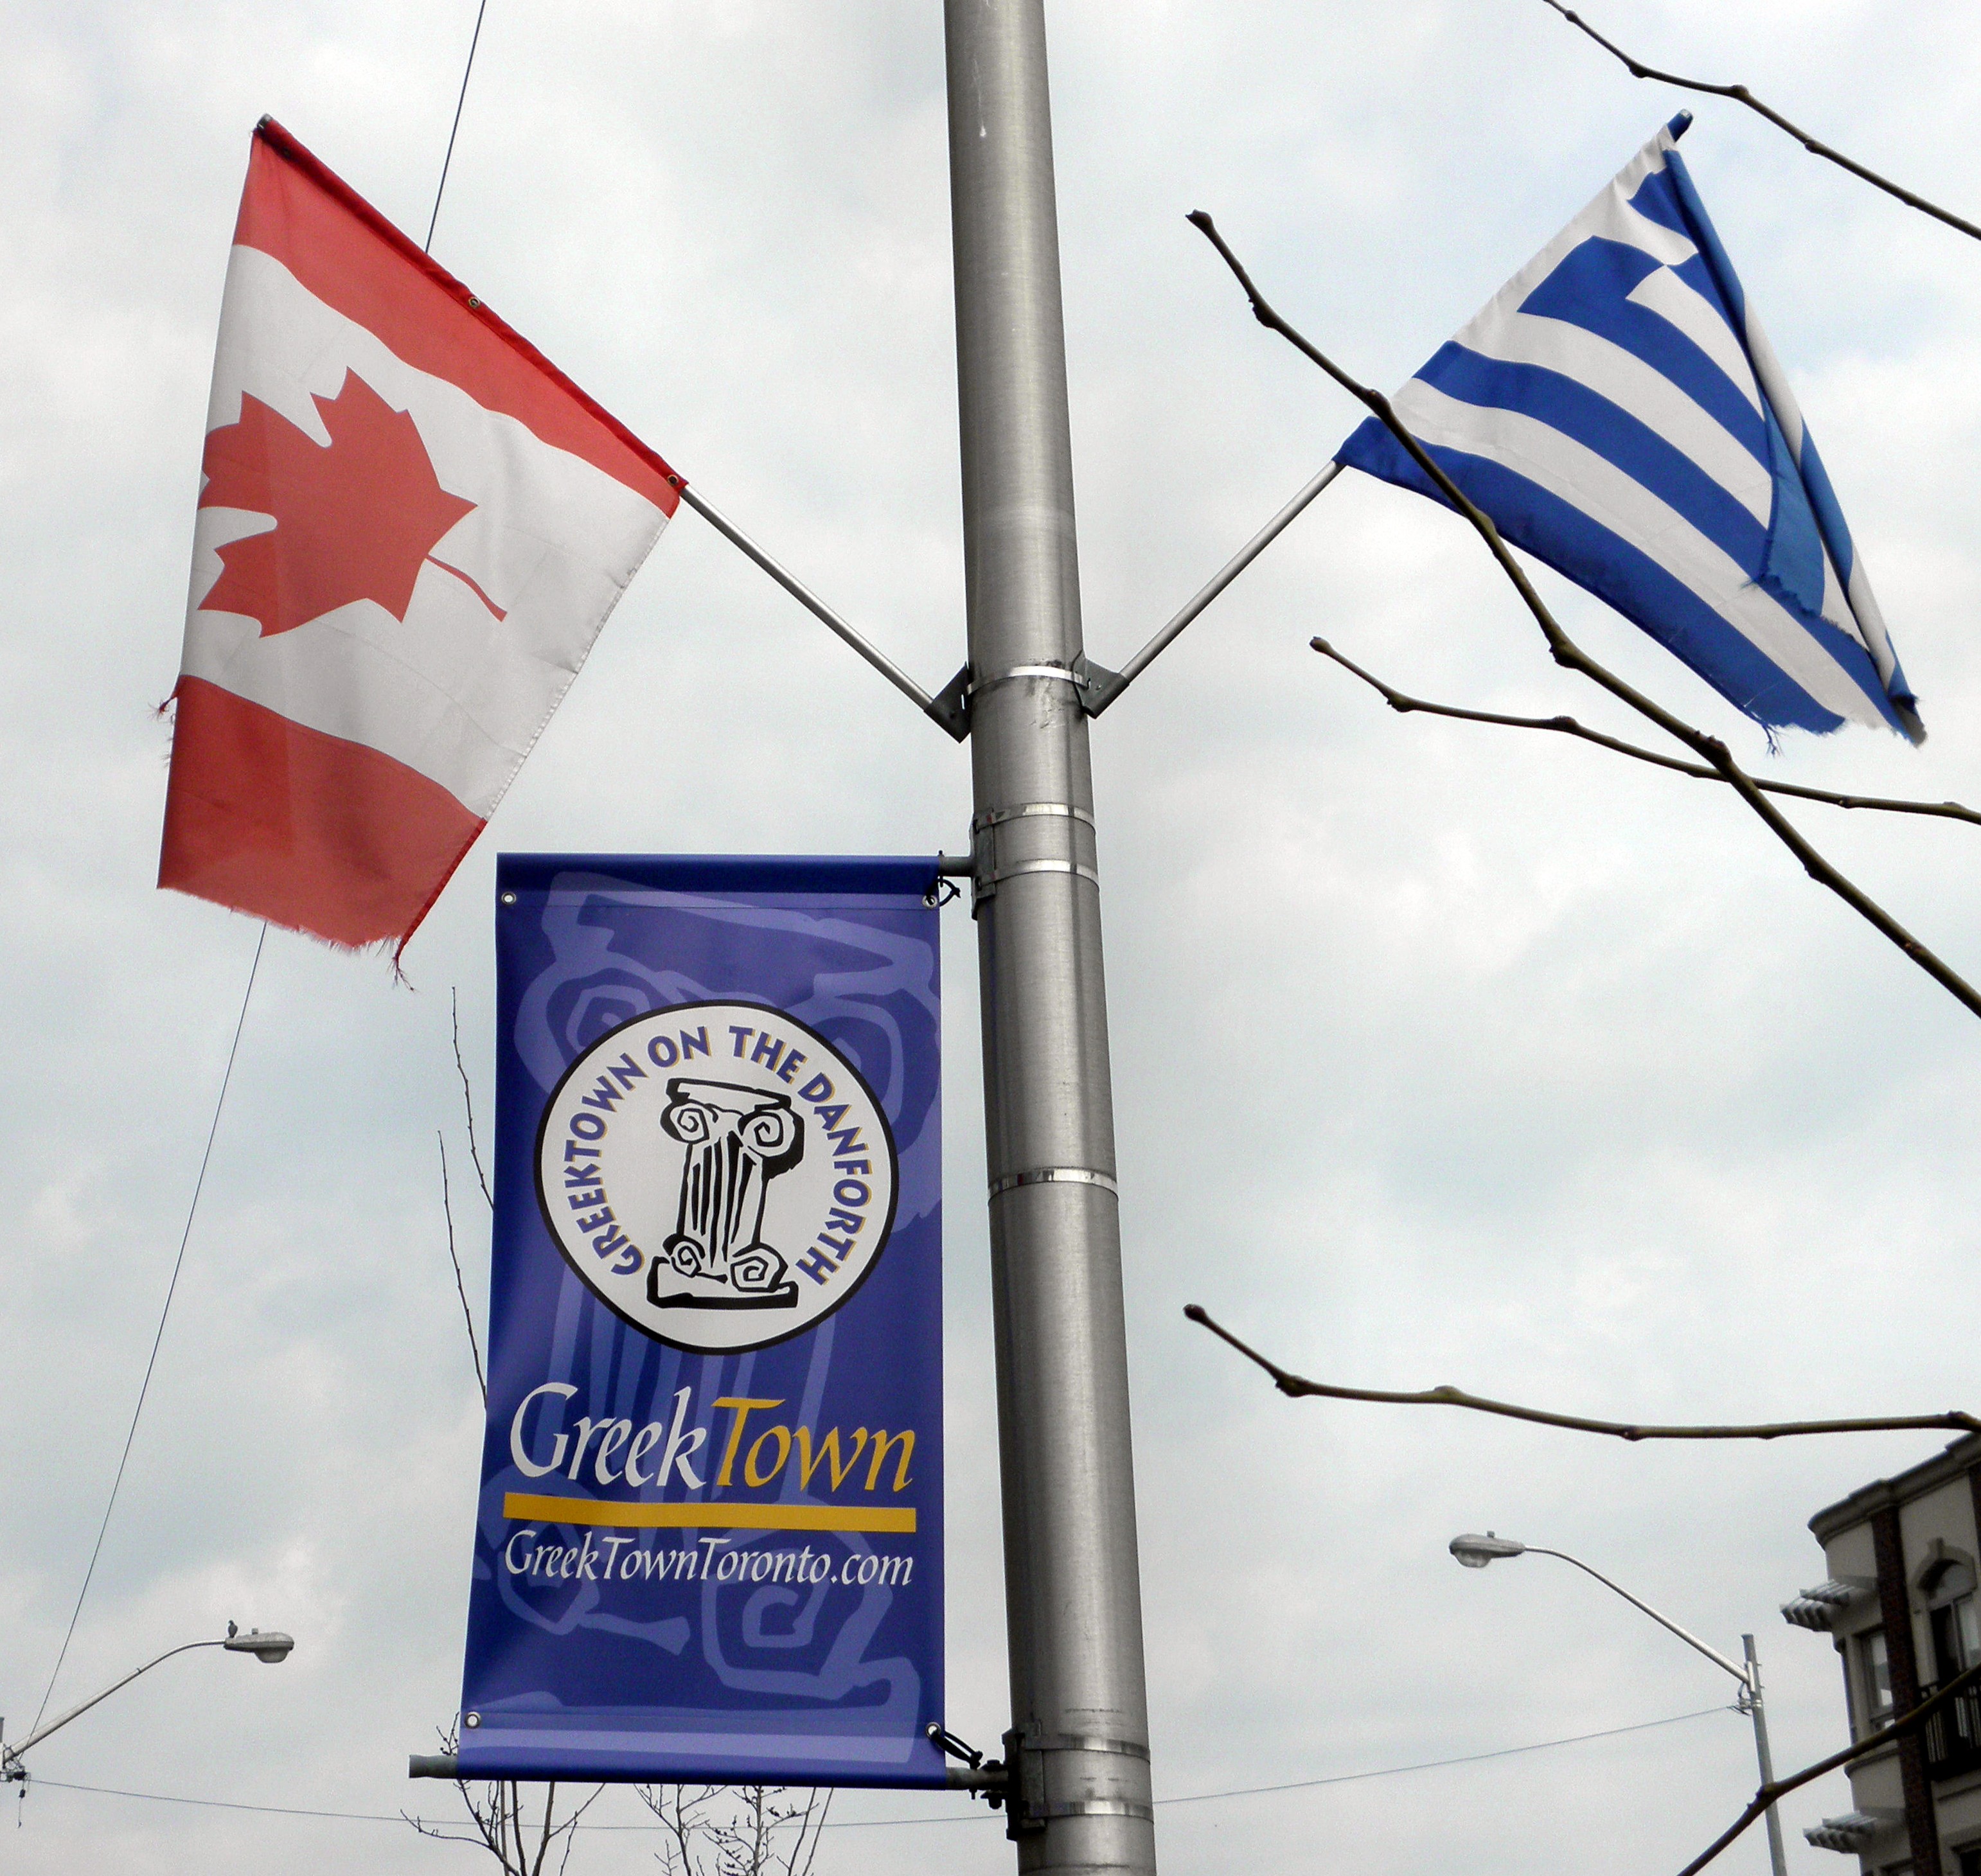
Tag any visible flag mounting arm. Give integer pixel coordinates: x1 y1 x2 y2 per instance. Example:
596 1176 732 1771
675 483 967 738
682 456 1342 734
1188 208 1981 1024
1081 460 1343 717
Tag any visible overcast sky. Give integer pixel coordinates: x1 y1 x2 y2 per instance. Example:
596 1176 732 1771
4 3 1980 1872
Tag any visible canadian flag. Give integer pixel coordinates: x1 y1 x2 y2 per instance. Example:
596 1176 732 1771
161 119 680 950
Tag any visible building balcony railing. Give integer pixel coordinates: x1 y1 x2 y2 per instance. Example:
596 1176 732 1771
1921 1680 1981 1783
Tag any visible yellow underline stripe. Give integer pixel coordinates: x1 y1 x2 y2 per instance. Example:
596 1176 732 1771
504 1493 916 1534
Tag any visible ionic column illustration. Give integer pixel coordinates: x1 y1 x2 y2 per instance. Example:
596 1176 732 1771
654 1079 803 1305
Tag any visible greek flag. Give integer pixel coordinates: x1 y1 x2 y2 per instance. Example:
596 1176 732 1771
1338 114 1923 743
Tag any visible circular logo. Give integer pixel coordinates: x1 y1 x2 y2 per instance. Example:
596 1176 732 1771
536 1001 899 1353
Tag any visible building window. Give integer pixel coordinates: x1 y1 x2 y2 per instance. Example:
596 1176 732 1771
1925 1559 1978 1685
1861 1627 1894 1729
1959 1849 1981 1876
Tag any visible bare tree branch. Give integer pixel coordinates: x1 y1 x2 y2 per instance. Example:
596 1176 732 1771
1188 209 1981 1021
1311 637 1981 827
453 986 493 1208
1185 1305 1981 1442
403 1730 598 1876
438 1131 487 1406
635 1782 831 1875
532 1778 556 1876
1538 0 1981 243
791 1788 831 1876
647 1782 708 1876
1676 1662 1981 1876
402 1810 490 1848
555 1785 600 1876
1187 1294 1981 1876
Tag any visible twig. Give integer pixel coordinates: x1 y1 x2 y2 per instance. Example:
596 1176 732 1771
1539 0 1981 243
533 1779 554 1876
402 1810 485 1847
1311 637 1981 826
1184 1305 1981 1442
452 987 493 1208
438 1131 487 1406
552 1785 601 1876
795 1788 833 1876
1188 209 1981 1021
1675 1661 1981 1876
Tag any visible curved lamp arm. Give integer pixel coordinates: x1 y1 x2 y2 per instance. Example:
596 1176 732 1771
1525 1547 1754 1691
2 1629 292 1779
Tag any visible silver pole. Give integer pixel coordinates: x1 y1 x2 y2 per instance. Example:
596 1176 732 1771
943 4 1156 1873
1744 1634 1790 1876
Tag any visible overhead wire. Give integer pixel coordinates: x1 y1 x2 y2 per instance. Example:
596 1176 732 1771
31 0 495 1743
25 1703 1732 1832
1155 1702 1734 1807
425 0 490 253
28 922 268 1733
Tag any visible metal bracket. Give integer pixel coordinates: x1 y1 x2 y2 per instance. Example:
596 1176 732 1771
926 665 972 741
974 653 1119 718
928 654 1126 738
1000 1727 1152 1837
1003 1727 1049 1837
928 1721 984 1769
973 858 1100 909
969 801 1099 910
928 1722 1011 1804
925 854 971 908
971 815 993 909
1079 654 1128 716
946 1760 1009 1800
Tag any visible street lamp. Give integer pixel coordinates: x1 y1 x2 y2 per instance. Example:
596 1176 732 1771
1 1623 294 1783
1450 1534 1788 1876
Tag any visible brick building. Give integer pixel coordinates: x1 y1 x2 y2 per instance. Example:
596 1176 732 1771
1786 1435 1981 1876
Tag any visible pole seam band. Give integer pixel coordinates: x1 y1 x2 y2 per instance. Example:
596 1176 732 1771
988 1167 1119 1198
983 860 1099 888
1035 1799 1156 1822
970 802 1096 833
968 663 1090 696
1031 1733 1151 1760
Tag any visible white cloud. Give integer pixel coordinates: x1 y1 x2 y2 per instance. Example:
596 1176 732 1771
3 2 1979 1872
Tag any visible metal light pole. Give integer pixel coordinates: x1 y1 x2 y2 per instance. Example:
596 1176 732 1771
1 1627 294 1783
1744 1631 1789 1876
1450 1535 1788 1876
945 3 1157 1872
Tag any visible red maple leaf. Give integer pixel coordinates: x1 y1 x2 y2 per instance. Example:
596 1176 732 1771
198 369 476 637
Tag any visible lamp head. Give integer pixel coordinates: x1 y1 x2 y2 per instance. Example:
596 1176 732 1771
223 1627 294 1664
1450 1532 1527 1569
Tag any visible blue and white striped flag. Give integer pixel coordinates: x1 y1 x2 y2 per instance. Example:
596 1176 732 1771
1338 114 1923 743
